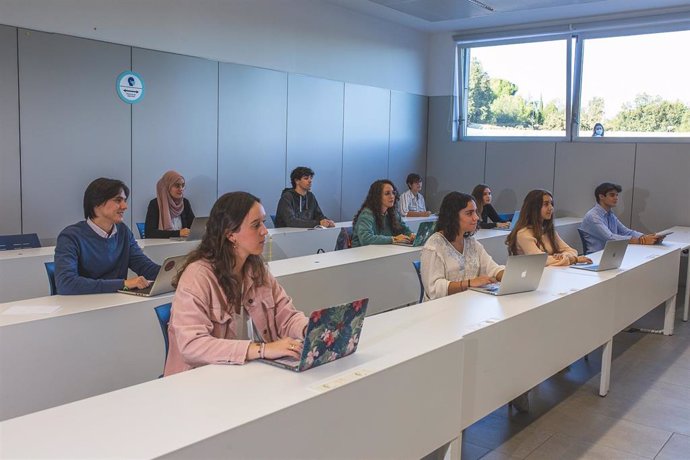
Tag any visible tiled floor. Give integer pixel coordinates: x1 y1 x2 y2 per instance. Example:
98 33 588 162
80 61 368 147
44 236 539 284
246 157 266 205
461 286 690 460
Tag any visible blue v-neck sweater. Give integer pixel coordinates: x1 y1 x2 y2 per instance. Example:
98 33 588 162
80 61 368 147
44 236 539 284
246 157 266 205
54 221 160 295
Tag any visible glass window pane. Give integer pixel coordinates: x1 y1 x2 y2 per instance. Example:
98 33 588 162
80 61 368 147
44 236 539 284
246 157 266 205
465 40 568 137
580 30 690 138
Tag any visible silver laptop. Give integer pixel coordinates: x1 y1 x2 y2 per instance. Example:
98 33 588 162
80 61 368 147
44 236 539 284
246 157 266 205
169 216 208 241
393 221 436 247
118 255 186 297
470 253 547 296
571 239 629 272
496 211 520 231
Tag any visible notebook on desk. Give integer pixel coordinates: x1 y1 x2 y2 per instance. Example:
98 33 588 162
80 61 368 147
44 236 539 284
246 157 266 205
392 221 436 247
259 298 368 372
169 217 208 241
470 253 547 296
117 255 185 297
572 239 628 272
495 211 520 231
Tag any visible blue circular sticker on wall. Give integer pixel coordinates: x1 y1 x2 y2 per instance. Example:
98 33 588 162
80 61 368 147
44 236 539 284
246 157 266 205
116 71 145 104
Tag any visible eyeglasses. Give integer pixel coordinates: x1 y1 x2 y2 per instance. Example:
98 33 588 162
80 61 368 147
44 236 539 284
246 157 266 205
172 182 186 189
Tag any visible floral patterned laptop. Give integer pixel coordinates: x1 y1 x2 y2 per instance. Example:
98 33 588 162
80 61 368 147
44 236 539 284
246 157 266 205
260 298 368 372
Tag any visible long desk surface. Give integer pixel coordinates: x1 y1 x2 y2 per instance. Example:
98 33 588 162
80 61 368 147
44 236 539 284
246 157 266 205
0 303 465 459
0 216 438 303
0 243 680 459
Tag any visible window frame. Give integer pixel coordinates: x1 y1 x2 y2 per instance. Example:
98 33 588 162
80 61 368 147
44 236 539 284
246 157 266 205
453 11 690 143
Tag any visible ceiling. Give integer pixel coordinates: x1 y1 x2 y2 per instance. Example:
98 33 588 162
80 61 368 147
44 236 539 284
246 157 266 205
325 0 690 32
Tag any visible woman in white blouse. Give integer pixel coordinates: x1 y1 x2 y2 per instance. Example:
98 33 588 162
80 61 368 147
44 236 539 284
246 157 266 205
421 191 505 301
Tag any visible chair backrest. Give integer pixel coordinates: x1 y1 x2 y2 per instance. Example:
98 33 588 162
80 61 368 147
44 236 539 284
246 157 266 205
577 228 590 255
412 260 424 304
270 215 277 226
0 233 41 251
136 223 146 239
154 303 172 368
334 227 353 251
44 261 57 296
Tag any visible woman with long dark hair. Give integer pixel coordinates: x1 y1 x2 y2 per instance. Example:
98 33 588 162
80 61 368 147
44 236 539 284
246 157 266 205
506 189 590 266
164 192 308 376
420 192 504 301
351 179 413 247
471 184 509 229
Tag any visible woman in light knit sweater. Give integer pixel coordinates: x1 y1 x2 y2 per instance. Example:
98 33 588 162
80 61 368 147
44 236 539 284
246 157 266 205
164 192 308 376
351 179 414 247
506 189 591 266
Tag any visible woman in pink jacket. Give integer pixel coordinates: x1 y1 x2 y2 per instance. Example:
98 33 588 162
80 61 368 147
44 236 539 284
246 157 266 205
164 191 309 376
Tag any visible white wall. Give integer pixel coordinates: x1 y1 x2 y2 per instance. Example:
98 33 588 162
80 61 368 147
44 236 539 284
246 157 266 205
0 0 430 95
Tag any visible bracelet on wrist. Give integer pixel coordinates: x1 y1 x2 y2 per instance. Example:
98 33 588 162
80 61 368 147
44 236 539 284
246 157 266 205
259 342 265 359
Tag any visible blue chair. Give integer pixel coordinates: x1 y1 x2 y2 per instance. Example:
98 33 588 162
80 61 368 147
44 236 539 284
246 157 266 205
0 233 41 251
412 260 424 303
154 303 172 376
334 227 352 250
44 261 57 295
136 223 146 239
577 228 590 255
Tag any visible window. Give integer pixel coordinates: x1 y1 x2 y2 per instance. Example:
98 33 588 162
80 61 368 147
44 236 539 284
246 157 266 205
455 12 690 140
465 40 569 138
579 30 690 138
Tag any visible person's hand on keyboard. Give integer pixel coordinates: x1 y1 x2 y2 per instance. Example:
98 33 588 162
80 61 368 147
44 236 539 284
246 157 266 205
470 275 497 287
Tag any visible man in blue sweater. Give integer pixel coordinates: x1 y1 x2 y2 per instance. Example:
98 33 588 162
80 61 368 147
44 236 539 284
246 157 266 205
54 178 160 294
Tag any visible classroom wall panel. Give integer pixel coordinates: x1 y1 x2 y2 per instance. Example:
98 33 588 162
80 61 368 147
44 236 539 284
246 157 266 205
286 74 344 222
18 30 131 243
341 83 390 221
131 48 218 226
553 143 636 222
485 142 556 214
426 96 485 211
388 91 428 197
218 63 288 222
632 143 690 232
0 25 21 235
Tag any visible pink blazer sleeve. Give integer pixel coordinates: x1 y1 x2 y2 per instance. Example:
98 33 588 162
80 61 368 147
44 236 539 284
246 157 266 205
171 265 252 366
268 272 309 339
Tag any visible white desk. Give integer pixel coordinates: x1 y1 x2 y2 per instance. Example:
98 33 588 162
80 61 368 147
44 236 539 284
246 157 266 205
663 226 690 321
0 303 464 460
0 245 681 457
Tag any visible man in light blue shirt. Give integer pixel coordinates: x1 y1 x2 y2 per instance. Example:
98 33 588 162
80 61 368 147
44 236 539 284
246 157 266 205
579 182 659 253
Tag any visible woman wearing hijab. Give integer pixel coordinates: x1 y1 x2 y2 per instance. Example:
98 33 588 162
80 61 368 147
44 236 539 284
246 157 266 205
144 170 195 239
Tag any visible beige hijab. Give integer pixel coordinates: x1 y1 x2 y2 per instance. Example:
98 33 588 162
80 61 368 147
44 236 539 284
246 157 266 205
156 170 185 230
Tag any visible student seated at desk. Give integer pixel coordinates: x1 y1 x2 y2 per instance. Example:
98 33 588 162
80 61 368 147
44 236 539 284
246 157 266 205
351 179 414 247
579 182 659 253
54 178 160 295
144 170 195 239
421 192 504 301
471 183 509 229
275 166 335 228
164 192 309 376
507 189 591 267
398 173 431 217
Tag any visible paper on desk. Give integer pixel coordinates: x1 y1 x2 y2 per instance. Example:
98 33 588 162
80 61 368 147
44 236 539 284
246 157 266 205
2 305 61 315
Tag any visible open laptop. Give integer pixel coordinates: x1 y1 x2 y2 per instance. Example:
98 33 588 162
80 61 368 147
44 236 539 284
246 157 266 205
393 221 436 247
118 255 186 297
169 216 209 241
470 253 547 296
260 298 368 372
572 239 629 272
496 211 520 231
